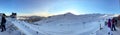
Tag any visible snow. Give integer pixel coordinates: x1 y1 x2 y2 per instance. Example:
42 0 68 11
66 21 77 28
96 25 120 35
0 14 120 35
0 31 11 35
8 18 45 35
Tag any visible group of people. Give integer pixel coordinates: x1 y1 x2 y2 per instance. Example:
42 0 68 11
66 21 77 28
107 17 117 31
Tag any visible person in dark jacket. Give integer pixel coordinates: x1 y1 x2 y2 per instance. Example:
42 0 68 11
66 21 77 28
111 18 116 31
1 14 6 32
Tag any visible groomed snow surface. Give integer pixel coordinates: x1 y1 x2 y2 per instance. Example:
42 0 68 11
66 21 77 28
0 13 120 35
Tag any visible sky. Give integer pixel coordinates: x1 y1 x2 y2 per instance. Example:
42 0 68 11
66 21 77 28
0 0 119 17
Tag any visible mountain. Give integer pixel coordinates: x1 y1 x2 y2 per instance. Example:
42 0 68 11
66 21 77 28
34 13 107 25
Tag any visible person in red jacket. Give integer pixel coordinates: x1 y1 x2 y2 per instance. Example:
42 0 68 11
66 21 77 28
111 18 116 31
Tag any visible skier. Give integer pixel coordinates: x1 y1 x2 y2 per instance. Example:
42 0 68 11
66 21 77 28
111 18 116 31
1 14 6 32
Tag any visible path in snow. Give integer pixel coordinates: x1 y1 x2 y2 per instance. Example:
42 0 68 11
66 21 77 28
96 26 120 35
0 31 11 35
113 27 120 35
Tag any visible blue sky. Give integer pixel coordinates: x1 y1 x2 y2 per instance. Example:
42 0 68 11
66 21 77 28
0 0 119 16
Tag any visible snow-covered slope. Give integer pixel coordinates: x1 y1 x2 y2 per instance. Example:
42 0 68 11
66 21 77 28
0 13 119 35
32 13 114 35
0 18 24 35
35 13 106 25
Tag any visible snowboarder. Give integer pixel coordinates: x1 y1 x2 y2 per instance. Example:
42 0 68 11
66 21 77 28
111 18 116 31
1 14 6 32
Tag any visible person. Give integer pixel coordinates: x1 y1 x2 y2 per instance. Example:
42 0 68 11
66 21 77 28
10 13 17 18
105 21 108 26
108 19 112 29
111 18 116 31
114 17 118 26
107 19 113 35
1 14 6 32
